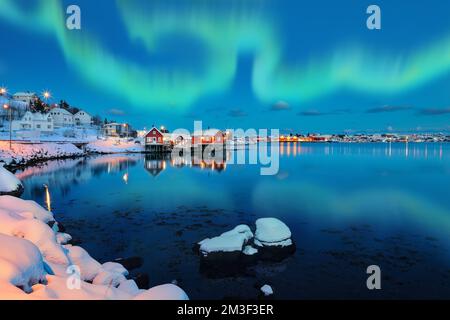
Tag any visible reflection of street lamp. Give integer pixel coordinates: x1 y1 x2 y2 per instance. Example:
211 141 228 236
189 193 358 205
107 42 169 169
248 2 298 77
3 103 12 149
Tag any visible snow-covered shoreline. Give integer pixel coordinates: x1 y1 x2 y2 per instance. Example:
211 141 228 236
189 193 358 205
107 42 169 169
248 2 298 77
85 138 144 154
0 139 146 170
0 194 189 300
0 141 85 169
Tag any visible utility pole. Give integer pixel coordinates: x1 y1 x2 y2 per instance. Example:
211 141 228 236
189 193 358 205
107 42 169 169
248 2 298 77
3 103 12 149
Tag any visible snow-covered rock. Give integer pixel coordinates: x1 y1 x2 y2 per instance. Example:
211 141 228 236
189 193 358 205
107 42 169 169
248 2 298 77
0 195 54 223
0 208 68 265
197 219 295 278
0 234 46 293
134 284 189 300
117 279 141 296
0 195 190 300
243 245 258 256
101 262 129 277
56 232 72 245
92 270 127 287
0 165 23 196
198 225 253 256
65 245 102 281
260 284 273 296
254 218 292 247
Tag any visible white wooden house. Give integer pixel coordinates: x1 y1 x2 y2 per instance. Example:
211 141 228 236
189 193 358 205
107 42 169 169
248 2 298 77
49 108 74 128
74 110 92 126
11 111 54 132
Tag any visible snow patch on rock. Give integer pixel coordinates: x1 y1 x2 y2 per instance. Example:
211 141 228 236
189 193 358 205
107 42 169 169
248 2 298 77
134 284 189 300
199 225 253 256
0 165 23 195
0 234 46 293
243 245 258 256
260 284 273 296
254 218 292 247
0 195 54 223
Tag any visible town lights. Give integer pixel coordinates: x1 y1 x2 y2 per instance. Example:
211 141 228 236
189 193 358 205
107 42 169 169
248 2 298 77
3 103 9 109
42 91 51 100
0 87 6 95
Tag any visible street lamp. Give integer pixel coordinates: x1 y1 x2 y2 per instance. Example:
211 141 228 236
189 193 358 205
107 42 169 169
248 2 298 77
3 103 12 150
42 91 51 100
122 123 128 139
0 87 6 96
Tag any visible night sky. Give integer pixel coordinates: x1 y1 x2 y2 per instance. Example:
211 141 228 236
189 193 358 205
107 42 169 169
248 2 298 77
0 0 449 133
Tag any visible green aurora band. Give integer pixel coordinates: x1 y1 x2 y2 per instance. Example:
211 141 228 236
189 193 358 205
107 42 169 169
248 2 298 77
1 0 450 111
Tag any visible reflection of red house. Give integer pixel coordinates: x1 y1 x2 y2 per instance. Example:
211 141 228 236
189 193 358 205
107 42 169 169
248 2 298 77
145 127 165 152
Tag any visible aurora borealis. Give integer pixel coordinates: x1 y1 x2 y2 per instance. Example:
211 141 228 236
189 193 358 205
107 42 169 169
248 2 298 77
0 0 449 132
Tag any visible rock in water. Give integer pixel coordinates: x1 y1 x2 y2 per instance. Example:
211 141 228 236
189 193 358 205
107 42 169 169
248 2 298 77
254 218 292 247
198 225 253 257
0 165 24 197
260 284 274 297
254 218 295 261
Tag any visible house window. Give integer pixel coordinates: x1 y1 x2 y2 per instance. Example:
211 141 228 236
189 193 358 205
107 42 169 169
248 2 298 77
48 125 51 129
36 125 41 129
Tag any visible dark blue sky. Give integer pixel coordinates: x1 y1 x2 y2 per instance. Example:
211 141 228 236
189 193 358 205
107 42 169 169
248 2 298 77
1 0 449 133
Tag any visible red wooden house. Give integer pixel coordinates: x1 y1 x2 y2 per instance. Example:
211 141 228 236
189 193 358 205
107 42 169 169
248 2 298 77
191 129 225 146
145 127 166 153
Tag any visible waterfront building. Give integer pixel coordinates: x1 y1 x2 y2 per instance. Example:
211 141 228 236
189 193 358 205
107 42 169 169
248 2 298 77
11 111 54 132
192 129 225 146
145 126 169 153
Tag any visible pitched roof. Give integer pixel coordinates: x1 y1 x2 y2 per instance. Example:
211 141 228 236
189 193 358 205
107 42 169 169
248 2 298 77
74 110 92 117
145 127 163 137
13 92 36 97
193 128 222 136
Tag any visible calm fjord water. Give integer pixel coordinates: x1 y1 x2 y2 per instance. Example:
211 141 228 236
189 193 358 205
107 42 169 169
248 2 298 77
19 143 450 299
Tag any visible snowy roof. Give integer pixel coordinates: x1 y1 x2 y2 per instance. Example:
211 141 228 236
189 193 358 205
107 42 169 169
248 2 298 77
22 111 52 121
13 92 36 97
192 128 223 136
49 107 73 115
146 127 163 136
74 110 92 117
